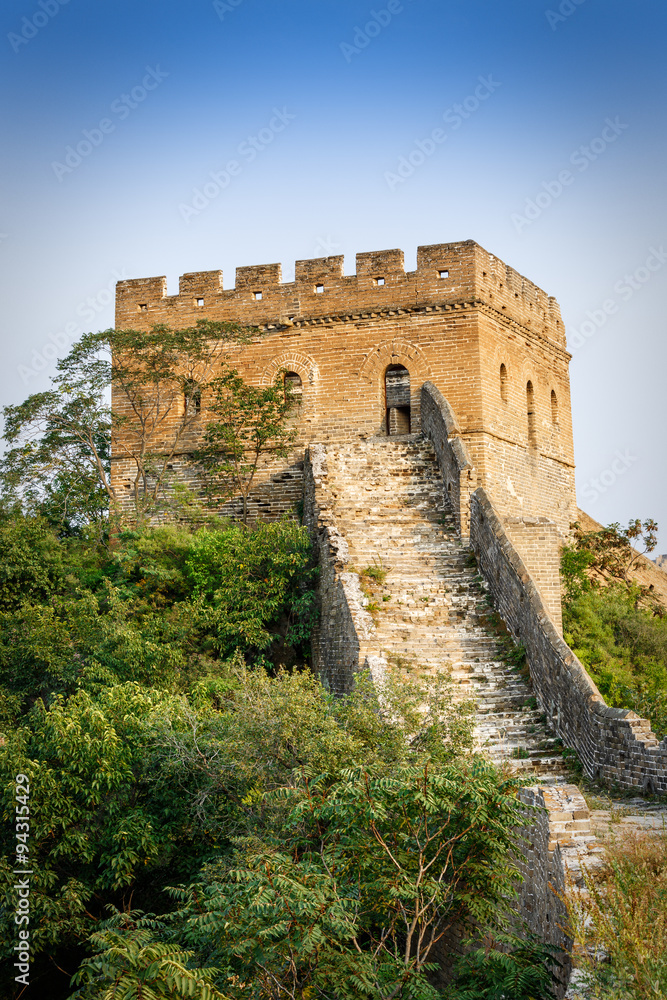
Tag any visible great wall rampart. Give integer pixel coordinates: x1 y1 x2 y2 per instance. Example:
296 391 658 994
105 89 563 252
115 240 667 995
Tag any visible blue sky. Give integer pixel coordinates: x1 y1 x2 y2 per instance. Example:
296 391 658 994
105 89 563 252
1 0 666 545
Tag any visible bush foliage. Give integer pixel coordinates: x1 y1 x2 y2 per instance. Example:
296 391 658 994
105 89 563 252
567 833 667 1000
0 330 560 999
0 504 559 999
561 519 667 739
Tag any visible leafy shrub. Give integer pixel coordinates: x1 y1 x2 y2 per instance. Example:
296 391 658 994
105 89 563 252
0 663 479 998
70 910 226 1000
128 757 524 1000
0 513 66 609
563 587 667 739
185 518 316 658
445 934 560 999
0 684 215 981
0 587 193 707
107 523 200 608
561 518 667 739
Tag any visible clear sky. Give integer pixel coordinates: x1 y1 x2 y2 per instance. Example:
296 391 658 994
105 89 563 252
1 0 666 546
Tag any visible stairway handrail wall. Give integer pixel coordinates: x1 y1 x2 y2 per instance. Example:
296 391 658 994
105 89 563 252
304 444 375 694
420 383 667 793
420 382 475 543
470 487 667 793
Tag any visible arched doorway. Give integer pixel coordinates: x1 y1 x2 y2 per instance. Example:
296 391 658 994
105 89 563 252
385 364 411 435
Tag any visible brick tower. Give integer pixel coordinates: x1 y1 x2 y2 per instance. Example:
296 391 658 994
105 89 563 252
114 239 576 537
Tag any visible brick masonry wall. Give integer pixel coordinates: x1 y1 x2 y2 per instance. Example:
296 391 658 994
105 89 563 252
303 444 374 693
422 382 564 627
515 786 571 993
113 240 576 535
503 516 563 631
470 487 667 794
420 380 475 541
111 451 304 523
513 784 601 998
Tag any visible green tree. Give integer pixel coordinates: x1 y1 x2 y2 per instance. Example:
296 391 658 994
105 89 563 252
168 758 525 1000
444 934 559 999
565 518 659 591
0 345 112 529
184 518 316 660
561 516 667 738
0 683 226 995
195 370 297 523
70 910 227 1000
0 513 66 609
0 321 254 529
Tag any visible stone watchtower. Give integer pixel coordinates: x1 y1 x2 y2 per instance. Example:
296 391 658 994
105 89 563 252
114 239 576 610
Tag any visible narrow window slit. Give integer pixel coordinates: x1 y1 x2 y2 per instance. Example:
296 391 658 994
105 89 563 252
527 381 537 448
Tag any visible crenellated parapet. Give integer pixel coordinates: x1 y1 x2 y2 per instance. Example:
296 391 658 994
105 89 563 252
115 240 567 349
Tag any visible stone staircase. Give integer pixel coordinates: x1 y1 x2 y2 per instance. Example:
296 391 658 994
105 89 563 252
325 435 568 780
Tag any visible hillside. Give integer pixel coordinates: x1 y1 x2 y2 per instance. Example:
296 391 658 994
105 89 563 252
577 508 667 607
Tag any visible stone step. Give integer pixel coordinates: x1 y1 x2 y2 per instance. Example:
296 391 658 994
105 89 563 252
324 437 567 780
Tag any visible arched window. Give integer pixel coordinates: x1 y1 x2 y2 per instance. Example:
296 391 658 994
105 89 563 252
551 389 558 425
385 365 411 435
500 363 508 402
184 378 201 415
284 371 303 406
526 381 536 447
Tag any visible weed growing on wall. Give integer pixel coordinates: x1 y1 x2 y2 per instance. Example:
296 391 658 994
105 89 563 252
567 833 667 999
